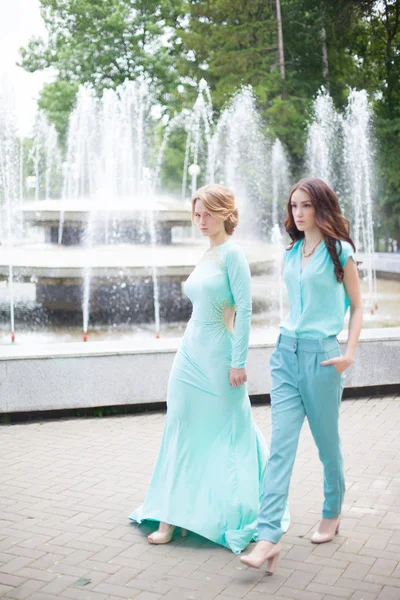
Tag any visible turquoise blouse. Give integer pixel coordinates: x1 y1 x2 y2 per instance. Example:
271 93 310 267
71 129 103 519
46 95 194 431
280 239 356 339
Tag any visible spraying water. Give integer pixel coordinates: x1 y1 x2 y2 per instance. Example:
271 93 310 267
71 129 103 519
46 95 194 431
0 77 382 344
62 86 99 337
191 86 272 239
0 87 22 244
60 80 163 339
343 89 377 311
31 112 61 202
271 223 285 320
306 87 377 314
306 89 343 188
182 79 213 200
148 112 189 336
218 88 269 237
271 139 290 229
270 140 290 320
0 85 23 341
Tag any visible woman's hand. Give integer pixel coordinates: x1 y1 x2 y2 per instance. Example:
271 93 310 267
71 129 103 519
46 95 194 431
321 355 354 375
230 367 247 387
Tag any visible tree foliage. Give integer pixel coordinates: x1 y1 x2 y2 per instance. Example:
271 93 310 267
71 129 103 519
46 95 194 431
19 0 400 244
19 0 185 139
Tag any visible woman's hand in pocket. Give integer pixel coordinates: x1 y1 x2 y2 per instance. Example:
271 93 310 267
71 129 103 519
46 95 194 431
321 355 353 374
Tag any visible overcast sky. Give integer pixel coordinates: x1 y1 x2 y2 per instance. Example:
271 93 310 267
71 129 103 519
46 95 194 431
0 0 50 135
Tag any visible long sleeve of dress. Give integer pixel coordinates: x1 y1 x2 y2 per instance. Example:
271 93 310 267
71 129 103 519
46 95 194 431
225 246 252 369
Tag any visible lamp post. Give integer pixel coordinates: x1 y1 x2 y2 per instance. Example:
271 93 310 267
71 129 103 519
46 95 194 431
188 163 201 197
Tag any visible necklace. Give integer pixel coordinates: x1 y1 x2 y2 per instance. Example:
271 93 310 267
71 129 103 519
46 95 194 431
302 238 323 258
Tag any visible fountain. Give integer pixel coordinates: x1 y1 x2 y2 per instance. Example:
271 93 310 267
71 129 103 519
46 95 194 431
1 78 399 418
270 224 285 321
270 141 290 320
31 111 61 204
306 89 343 190
1 77 394 345
0 79 277 343
344 90 378 313
0 87 23 245
182 79 213 199
271 139 290 230
0 85 24 342
306 87 378 313
207 87 271 238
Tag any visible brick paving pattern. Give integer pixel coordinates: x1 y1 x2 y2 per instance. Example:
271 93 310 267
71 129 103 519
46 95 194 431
1 393 400 600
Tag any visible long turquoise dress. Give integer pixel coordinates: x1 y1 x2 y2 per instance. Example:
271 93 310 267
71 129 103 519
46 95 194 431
129 238 290 554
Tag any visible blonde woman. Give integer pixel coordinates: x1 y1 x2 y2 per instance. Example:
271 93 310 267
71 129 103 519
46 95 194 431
129 184 289 553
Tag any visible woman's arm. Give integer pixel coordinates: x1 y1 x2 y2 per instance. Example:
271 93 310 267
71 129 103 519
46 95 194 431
322 258 363 374
225 246 252 387
342 259 363 361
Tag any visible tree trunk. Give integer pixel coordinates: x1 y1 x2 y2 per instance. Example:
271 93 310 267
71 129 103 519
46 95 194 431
276 0 285 82
321 25 329 84
383 0 400 109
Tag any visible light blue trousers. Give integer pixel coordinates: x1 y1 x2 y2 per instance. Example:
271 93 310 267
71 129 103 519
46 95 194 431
258 334 345 543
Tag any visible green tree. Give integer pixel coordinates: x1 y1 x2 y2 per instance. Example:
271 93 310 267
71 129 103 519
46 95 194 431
372 1 400 248
19 0 400 242
19 0 185 140
177 0 306 168
36 80 79 144
177 0 369 171
179 0 400 244
348 0 400 247
178 1 278 105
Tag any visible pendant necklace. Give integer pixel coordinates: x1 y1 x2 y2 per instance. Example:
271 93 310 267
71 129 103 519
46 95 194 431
302 238 323 258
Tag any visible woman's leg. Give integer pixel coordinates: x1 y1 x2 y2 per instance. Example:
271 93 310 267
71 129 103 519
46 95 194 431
257 347 306 543
299 350 345 520
241 346 306 569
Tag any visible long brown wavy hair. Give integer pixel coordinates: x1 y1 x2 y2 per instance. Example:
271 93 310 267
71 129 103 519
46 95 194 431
284 177 356 283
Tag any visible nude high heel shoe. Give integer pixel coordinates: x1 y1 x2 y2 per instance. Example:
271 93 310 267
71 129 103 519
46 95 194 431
311 515 341 544
240 541 281 575
148 525 187 545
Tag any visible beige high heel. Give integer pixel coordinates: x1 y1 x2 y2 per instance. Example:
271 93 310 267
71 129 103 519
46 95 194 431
240 541 281 575
148 524 187 545
311 515 341 544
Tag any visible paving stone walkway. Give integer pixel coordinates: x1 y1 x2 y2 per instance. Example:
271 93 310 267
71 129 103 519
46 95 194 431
1 394 400 600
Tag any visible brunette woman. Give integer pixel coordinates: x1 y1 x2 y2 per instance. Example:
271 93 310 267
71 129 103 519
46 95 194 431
241 177 363 573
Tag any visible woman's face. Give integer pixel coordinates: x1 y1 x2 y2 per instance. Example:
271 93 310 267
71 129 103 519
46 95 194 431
290 189 317 232
194 199 225 238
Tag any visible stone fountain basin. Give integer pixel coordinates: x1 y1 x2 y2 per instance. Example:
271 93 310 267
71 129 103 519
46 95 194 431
21 197 192 224
0 240 274 281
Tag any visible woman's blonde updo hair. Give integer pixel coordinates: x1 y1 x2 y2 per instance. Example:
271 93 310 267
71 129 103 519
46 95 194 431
191 184 239 235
